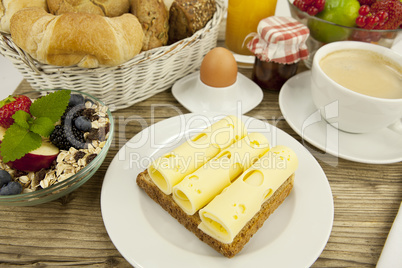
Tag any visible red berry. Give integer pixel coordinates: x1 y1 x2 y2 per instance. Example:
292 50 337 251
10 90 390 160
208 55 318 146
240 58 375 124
0 95 32 128
376 11 389 24
315 0 325 10
293 0 326 14
366 15 380 29
356 15 367 27
359 5 371 16
307 6 319 15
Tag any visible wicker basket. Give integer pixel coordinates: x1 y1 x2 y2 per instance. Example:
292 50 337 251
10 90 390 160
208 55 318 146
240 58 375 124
0 0 225 111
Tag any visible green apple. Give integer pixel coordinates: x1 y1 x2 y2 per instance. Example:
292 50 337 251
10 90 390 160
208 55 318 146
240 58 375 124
308 0 361 43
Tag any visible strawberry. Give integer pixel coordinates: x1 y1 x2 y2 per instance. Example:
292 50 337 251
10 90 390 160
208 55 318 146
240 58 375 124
370 0 402 30
0 95 32 128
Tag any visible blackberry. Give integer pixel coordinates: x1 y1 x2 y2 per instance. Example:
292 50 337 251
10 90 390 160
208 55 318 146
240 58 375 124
61 105 84 125
50 124 86 150
50 103 90 150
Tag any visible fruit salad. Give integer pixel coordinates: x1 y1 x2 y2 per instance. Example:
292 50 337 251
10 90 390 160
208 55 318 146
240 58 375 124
293 0 402 30
0 90 111 195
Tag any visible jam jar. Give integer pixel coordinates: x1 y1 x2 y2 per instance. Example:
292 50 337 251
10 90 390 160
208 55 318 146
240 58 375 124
252 58 299 91
247 16 310 91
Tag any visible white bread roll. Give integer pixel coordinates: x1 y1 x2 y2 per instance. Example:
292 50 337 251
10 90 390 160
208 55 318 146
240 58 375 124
47 0 130 17
0 0 48 33
10 7 144 68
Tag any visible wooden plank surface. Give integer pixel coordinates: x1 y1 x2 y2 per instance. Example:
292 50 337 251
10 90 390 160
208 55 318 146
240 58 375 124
1 19 401 268
2 73 401 267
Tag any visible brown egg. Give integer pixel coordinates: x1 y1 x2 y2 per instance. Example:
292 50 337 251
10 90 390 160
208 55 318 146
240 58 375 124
200 47 238 87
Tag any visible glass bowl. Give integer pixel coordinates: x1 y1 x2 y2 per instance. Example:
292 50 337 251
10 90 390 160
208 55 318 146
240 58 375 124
0 89 114 206
288 0 401 68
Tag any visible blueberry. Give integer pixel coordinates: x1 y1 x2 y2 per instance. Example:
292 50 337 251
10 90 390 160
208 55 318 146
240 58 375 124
69 94 85 107
0 181 22 195
0 170 11 188
74 116 92 132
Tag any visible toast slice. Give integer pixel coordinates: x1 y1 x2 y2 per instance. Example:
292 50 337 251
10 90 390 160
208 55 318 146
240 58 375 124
136 170 295 258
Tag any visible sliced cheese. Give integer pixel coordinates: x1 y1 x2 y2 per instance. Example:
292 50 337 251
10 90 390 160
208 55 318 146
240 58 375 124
198 145 298 244
172 132 269 215
148 115 247 194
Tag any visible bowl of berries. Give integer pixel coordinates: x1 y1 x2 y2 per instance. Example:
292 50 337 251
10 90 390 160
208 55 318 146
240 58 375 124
288 0 402 68
0 89 114 206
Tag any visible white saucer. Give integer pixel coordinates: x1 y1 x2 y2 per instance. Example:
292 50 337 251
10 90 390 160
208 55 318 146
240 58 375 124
172 71 263 114
279 71 402 164
101 113 333 268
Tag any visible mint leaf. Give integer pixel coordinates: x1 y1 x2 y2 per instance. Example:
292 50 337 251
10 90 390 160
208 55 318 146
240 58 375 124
0 124 41 163
30 90 71 123
12 110 32 129
30 117 54 137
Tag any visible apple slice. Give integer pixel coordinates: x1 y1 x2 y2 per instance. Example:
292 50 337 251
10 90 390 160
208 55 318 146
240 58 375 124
7 140 59 172
0 127 59 172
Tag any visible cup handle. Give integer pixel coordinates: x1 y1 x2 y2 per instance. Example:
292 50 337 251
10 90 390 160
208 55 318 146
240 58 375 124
388 119 402 135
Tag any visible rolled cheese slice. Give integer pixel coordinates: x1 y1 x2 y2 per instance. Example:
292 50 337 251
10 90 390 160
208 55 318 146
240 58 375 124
172 132 269 215
198 145 298 244
148 115 247 195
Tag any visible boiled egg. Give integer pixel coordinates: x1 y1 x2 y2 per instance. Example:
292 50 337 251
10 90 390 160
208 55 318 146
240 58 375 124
200 47 238 87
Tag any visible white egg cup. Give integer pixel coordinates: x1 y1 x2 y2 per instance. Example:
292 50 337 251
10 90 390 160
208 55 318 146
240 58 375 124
172 71 264 114
195 75 242 112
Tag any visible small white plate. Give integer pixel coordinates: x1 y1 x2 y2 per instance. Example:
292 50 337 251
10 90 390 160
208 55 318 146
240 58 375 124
172 72 263 114
101 113 334 268
279 71 402 164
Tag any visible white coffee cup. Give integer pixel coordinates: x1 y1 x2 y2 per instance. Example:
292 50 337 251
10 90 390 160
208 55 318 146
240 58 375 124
310 41 402 134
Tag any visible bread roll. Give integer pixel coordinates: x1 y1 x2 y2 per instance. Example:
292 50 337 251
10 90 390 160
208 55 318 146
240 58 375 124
47 0 130 17
168 0 216 44
130 0 169 51
10 7 144 68
0 0 48 33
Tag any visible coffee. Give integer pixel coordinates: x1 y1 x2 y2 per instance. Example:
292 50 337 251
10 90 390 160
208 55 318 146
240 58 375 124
319 49 402 99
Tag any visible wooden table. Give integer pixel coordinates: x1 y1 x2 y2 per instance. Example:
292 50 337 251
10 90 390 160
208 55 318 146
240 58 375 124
1 27 401 268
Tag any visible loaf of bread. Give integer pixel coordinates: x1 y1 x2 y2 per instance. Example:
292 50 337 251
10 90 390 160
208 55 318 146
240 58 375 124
137 170 295 258
130 0 169 51
168 0 216 44
10 7 143 68
0 0 48 33
47 0 130 17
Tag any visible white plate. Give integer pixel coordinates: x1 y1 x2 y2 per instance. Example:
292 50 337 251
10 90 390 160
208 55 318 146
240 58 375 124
172 72 263 114
279 71 402 164
101 113 333 268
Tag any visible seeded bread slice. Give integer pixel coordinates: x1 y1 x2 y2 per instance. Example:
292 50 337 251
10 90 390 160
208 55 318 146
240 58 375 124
136 170 294 258
167 0 216 44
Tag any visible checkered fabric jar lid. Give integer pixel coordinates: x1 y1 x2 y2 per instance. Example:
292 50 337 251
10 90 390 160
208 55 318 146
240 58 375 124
247 16 310 64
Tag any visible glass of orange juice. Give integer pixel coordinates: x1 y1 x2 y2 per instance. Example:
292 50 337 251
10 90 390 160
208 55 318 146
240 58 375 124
225 0 278 56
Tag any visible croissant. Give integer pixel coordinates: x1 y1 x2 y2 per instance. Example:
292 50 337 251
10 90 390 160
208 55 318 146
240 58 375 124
10 7 144 68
